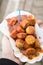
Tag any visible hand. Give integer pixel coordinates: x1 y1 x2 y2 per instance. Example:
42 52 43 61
2 36 23 65
2 20 42 65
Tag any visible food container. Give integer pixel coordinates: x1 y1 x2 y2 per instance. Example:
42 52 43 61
0 11 43 64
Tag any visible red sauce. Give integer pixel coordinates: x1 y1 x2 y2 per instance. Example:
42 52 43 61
40 50 43 53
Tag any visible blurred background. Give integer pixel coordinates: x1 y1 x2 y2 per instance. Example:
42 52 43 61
0 0 43 65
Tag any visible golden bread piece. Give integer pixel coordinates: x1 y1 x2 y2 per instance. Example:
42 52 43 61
16 39 24 49
26 26 35 34
25 35 35 45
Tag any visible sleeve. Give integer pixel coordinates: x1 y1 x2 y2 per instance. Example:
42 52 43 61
0 58 18 65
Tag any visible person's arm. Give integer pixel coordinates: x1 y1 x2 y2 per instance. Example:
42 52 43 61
0 58 18 65
2 36 23 65
2 20 41 65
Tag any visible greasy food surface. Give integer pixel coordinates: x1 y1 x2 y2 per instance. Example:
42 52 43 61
6 15 42 59
16 39 24 49
26 26 35 34
25 35 35 45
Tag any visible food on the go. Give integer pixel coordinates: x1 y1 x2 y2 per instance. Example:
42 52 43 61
10 29 17 38
16 39 24 49
35 39 40 48
6 14 42 60
16 24 24 33
27 15 36 26
17 33 26 39
7 17 18 26
25 48 35 56
25 35 35 45
26 26 35 34
20 19 29 28
23 42 31 50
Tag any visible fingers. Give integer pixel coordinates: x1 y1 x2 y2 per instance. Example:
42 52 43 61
2 36 12 54
2 36 23 65
2 36 14 59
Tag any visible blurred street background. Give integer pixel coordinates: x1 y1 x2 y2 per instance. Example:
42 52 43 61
0 0 43 65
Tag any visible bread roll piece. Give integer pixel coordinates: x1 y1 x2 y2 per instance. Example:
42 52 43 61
26 26 35 34
25 35 35 45
16 39 24 49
